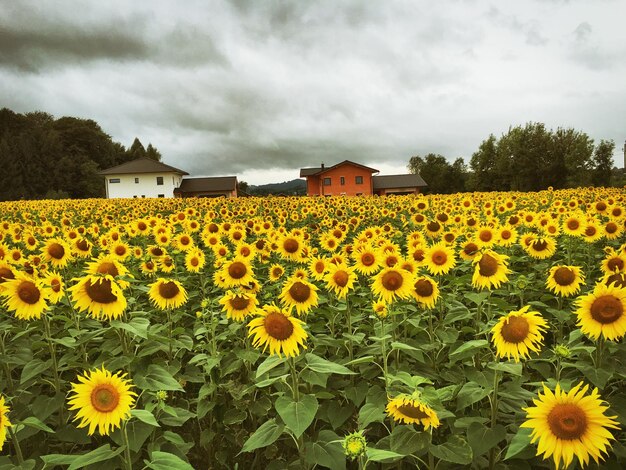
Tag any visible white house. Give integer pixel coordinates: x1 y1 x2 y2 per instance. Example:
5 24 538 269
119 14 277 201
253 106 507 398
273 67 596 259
99 157 189 198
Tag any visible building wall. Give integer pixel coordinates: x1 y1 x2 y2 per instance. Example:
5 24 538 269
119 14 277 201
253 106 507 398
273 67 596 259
308 164 374 196
307 176 321 195
104 172 183 198
176 189 237 198
374 187 421 196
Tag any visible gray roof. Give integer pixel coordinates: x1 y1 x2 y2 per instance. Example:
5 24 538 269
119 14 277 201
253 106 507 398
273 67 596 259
99 157 189 175
176 176 237 193
373 174 428 189
299 160 379 177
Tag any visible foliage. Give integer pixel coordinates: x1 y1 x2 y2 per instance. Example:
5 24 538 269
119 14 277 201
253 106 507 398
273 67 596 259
407 154 467 194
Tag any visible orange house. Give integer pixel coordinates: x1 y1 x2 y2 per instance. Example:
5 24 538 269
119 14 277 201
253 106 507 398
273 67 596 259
299 161 379 196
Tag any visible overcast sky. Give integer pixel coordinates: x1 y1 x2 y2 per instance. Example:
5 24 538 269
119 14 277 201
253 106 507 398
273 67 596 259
1 1 625 185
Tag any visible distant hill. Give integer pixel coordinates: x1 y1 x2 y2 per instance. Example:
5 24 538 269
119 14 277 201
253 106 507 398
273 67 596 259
248 179 306 196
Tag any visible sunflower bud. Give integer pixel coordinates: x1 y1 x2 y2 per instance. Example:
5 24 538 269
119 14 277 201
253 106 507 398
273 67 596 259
516 276 529 290
553 344 571 359
156 390 168 401
342 430 367 461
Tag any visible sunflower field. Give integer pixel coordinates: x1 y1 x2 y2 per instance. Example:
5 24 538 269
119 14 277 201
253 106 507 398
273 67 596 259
1 188 626 470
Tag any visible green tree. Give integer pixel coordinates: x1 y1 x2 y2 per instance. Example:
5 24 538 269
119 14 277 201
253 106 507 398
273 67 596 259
146 143 162 161
469 135 498 191
128 137 147 160
408 153 466 194
591 139 615 187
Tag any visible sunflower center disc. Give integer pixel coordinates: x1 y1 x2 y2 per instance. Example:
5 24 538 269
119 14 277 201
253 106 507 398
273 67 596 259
596 202 607 211
464 243 478 256
382 271 403 291
431 251 447 266
230 295 250 310
228 262 247 279
289 282 311 302
585 226 597 237
17 281 41 304
86 279 118 304
413 249 425 262
567 219 580 230
137 222 147 231
190 258 199 267
479 230 492 242
283 239 299 253
272 268 283 277
115 246 126 256
362 253 375 266
501 230 512 240
478 254 499 277
28 237 36 245
97 262 119 277
51 279 61 292
159 281 180 299
385 256 398 267
606 222 618 234
500 315 530 343
151 247 164 257
553 267 575 286
76 240 89 251
264 312 294 340
607 258 624 272
414 279 434 297
90 384 120 413
426 221 440 232
590 295 623 324
47 243 65 259
606 273 626 289
329 270 347 288
532 240 548 251
547 403 587 440
0 267 15 282
397 404 429 420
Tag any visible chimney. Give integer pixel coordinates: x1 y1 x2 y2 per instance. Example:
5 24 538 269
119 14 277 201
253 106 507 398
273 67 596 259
321 162 325 169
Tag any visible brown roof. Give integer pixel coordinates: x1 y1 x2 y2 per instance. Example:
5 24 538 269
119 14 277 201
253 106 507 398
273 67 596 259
373 174 428 189
299 160 379 177
99 157 189 175
175 176 237 193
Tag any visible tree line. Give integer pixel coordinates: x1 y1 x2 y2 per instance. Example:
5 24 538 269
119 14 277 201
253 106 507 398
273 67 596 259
0 108 161 201
408 122 622 194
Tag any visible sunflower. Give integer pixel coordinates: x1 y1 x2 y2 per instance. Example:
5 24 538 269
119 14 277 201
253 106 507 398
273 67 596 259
184 248 205 273
386 393 440 430
41 238 73 268
521 382 620 469
581 220 603 243
546 265 585 297
84 255 131 289
604 272 626 289
0 395 11 451
0 261 16 293
108 241 131 262
148 278 188 310
1 273 49 320
491 306 548 362
476 225 496 247
268 264 285 282
248 304 307 357
562 213 584 237
372 300 388 318
575 283 626 341
496 225 518 247
352 246 382 275
70 275 127 320
459 239 481 261
278 233 306 262
42 271 65 304
72 238 93 258
214 257 255 289
471 250 510 290
219 290 259 322
67 367 136 436
279 277 319 315
411 275 440 309
139 260 157 276
423 242 456 275
371 267 414 303
600 249 626 275
325 263 357 300
523 236 557 260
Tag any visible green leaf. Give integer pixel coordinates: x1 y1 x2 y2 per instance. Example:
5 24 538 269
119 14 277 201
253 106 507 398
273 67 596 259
110 317 150 339
20 359 52 384
456 382 490 410
275 394 318 438
390 341 419 351
365 448 404 463
464 292 490 305
67 444 124 470
134 364 183 391
467 422 506 457
450 340 489 362
358 403 385 428
390 425 430 456
488 362 523 376
306 353 356 375
41 454 78 468
19 417 54 433
504 427 532 460
131 409 160 427
144 451 195 470
241 419 285 453
256 355 286 378
430 435 473 465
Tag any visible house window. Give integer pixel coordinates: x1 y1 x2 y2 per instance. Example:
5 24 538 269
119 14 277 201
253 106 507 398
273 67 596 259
323 177 331 186
340 176 345 185
135 177 139 184
109 178 120 183
158 194 165 198
156 176 164 185
355 176 363 184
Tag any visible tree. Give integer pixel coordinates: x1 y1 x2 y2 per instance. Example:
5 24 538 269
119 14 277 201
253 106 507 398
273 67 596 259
591 139 615 187
469 135 498 191
237 181 249 194
145 143 162 161
408 153 467 194
128 137 147 160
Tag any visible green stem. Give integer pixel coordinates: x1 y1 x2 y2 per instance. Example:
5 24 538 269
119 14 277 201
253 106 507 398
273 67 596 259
0 334 14 392
167 309 173 361
488 370 500 470
8 426 24 465
346 297 353 362
596 336 605 369
289 357 300 402
380 318 389 389
121 420 133 470
42 314 61 392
